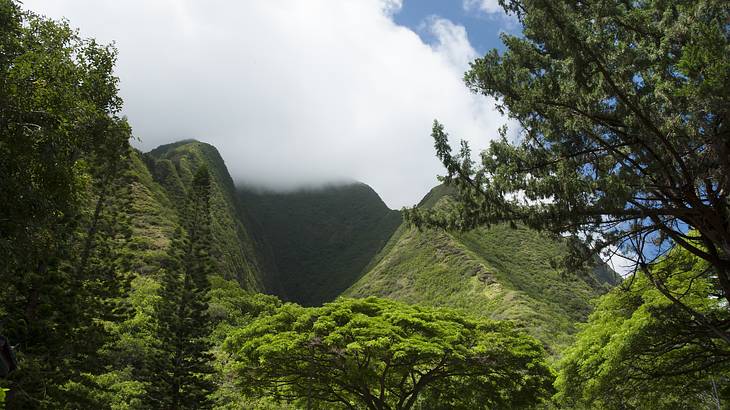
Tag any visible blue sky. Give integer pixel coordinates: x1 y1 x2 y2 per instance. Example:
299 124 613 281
394 0 519 54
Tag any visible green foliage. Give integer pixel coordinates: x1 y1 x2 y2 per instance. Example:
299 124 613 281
4 1 700 407
347 188 614 353
148 141 268 291
207 276 281 343
59 140 276 408
93 276 160 409
116 151 180 275
145 166 216 409
555 245 730 409
206 277 286 409
0 2 133 407
406 0 730 334
240 183 402 305
225 297 555 409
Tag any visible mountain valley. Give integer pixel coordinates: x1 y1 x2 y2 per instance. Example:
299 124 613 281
128 139 617 354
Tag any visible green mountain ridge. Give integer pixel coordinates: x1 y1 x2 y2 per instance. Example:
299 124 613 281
239 182 402 306
131 139 616 352
119 140 271 291
344 185 618 353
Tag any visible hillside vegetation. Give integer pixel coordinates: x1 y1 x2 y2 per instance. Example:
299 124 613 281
346 185 618 353
144 141 270 291
4 0 728 406
239 183 402 305
104 140 271 291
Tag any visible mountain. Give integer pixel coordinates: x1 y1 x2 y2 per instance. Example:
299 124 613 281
239 183 402 306
344 185 618 352
127 140 616 351
117 140 269 290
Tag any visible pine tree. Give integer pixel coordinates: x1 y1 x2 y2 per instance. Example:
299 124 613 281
146 166 215 409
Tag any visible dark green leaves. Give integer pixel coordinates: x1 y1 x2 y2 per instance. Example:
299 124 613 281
412 0 730 324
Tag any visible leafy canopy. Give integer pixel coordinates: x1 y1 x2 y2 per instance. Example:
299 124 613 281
406 0 730 340
555 244 730 409
225 297 554 410
0 2 132 407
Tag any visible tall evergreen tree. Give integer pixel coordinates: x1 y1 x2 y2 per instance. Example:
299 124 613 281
0 2 132 407
407 0 730 343
146 166 215 409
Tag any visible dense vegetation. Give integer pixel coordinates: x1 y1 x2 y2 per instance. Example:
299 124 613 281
0 3 276 407
240 184 401 306
0 2 132 406
148 140 270 291
556 244 730 409
406 0 730 406
347 185 617 352
2 0 728 407
408 0 730 345
225 297 554 409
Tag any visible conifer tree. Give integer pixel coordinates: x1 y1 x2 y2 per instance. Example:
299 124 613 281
146 166 215 409
408 0 730 343
0 3 132 406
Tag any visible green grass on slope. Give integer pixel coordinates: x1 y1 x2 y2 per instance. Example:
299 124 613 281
116 150 181 275
345 193 614 355
239 183 402 306
142 140 268 291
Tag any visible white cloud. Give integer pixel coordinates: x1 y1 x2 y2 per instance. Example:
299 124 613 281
426 17 478 71
602 245 636 278
380 0 404 15
463 0 519 29
464 0 503 14
23 0 508 208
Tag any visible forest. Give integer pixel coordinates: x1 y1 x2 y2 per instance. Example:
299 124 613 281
1 0 729 408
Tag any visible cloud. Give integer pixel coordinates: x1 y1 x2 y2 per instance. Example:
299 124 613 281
380 0 404 15
426 17 478 70
463 0 519 29
463 0 504 14
23 0 509 208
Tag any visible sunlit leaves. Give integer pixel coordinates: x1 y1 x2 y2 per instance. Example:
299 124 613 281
226 297 554 409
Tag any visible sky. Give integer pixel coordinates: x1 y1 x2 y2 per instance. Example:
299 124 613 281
23 0 520 209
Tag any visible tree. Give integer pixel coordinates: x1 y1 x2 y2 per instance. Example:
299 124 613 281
555 244 730 409
406 0 730 342
224 297 554 410
206 277 284 410
146 166 215 409
0 2 132 407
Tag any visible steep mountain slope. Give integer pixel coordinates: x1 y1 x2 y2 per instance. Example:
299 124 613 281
239 183 402 305
116 140 269 291
345 185 618 352
120 140 615 352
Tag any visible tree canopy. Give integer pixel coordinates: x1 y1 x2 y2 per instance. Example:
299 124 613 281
555 244 730 408
406 0 730 341
145 166 216 409
0 2 132 407
224 297 554 410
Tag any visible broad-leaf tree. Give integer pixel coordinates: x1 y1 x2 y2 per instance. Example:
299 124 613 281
225 297 554 410
407 0 730 341
555 244 730 408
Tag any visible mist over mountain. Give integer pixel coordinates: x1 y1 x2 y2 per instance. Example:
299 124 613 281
140 141 618 351
6 0 728 405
